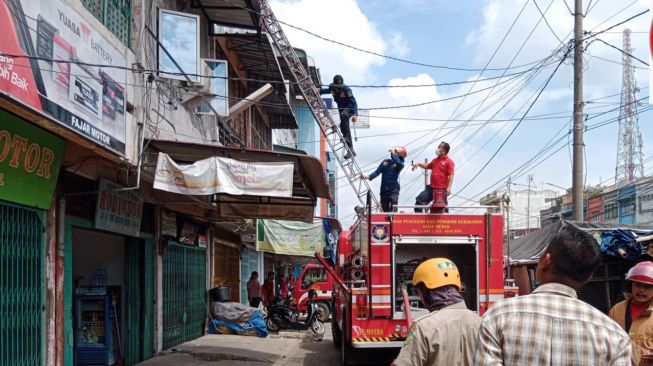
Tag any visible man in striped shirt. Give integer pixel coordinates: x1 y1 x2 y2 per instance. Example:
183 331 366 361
474 227 632 366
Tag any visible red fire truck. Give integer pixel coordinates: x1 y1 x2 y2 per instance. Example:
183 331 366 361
292 263 335 322
316 210 504 365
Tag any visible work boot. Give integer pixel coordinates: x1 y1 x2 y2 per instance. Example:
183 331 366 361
344 150 356 159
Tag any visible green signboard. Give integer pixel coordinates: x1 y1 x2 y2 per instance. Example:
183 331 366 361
256 219 326 257
0 109 64 209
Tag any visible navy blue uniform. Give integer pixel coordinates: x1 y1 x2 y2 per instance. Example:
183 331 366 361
320 85 358 150
368 154 404 212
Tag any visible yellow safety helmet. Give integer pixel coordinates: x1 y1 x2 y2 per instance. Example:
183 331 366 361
412 258 461 290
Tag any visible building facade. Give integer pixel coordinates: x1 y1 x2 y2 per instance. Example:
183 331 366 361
0 0 330 365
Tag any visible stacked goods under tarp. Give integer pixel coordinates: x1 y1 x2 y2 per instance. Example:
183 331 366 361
208 302 268 337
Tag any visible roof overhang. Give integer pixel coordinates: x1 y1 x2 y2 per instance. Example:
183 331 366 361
211 27 297 129
192 0 261 31
145 139 330 222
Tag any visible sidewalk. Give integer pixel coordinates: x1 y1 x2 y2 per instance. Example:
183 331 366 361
137 328 331 366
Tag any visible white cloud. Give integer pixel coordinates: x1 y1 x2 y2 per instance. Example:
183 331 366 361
387 32 410 58
270 0 391 84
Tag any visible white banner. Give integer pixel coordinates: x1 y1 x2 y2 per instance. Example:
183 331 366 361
153 153 294 196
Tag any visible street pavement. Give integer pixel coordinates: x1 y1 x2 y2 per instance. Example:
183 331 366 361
137 322 339 366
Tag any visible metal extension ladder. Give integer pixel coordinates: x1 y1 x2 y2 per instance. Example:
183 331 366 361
259 0 380 210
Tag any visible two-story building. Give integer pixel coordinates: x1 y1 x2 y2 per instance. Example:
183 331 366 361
0 0 331 364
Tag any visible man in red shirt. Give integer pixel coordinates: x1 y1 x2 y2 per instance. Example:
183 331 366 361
261 271 276 309
412 142 454 213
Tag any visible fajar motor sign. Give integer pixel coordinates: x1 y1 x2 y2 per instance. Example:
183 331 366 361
0 0 128 154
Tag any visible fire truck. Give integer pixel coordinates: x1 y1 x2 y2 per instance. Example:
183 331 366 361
292 263 334 322
316 209 504 365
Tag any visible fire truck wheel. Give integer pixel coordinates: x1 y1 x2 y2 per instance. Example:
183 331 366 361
332 304 342 348
340 310 355 365
316 302 331 322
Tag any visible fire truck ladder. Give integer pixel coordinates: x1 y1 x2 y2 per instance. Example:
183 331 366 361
259 0 380 210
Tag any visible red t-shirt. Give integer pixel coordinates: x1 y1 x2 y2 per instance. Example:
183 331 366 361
630 301 648 321
427 156 455 189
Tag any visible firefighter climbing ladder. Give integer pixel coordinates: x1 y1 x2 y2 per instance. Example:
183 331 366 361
259 0 380 210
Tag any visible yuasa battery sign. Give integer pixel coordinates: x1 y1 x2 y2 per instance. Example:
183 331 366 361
0 0 128 155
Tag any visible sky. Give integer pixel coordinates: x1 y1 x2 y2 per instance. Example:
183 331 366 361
268 0 652 227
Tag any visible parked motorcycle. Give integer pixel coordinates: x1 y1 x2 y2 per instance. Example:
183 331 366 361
266 289 325 335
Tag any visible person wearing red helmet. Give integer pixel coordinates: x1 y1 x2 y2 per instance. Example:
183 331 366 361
609 261 653 365
361 146 406 212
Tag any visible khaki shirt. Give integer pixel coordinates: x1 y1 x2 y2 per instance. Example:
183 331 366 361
393 301 480 366
609 299 653 366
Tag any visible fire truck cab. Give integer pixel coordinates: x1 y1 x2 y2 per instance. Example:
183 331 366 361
321 210 504 365
293 263 334 321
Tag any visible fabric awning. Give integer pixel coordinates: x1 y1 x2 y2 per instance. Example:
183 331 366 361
145 139 330 222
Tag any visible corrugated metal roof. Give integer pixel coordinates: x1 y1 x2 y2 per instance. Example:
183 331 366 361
193 0 261 30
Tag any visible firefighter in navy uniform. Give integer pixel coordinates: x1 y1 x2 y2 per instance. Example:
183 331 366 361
361 146 407 212
320 75 358 159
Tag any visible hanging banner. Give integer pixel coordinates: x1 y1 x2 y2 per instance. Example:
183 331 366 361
153 152 294 197
256 218 327 257
0 0 128 154
0 109 64 209
95 179 143 236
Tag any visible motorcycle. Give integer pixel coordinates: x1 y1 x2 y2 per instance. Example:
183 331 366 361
266 289 325 335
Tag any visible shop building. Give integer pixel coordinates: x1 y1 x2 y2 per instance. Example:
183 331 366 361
1 0 330 365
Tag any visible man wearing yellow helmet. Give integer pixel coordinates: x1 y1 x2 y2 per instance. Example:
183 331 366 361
392 258 480 366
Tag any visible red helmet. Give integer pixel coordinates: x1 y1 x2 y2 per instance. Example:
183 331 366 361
391 146 408 158
626 261 653 285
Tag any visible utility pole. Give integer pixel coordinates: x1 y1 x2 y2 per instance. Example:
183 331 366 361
572 0 585 221
526 174 533 230
505 176 512 278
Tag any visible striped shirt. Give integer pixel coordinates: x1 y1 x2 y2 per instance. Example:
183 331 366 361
474 283 632 366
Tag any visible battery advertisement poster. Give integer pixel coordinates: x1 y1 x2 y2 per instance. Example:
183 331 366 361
0 0 128 154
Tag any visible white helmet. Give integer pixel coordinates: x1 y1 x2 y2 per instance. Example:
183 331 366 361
626 261 653 285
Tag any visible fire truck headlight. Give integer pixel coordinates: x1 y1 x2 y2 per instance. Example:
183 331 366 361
394 325 401 332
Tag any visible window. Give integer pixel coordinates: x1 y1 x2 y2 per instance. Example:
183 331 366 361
158 10 200 82
301 268 327 289
604 203 618 219
640 193 653 212
196 60 229 116
621 198 636 216
81 0 131 46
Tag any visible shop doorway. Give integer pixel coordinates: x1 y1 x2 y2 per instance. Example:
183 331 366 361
0 202 44 366
161 242 206 350
70 228 153 365
240 246 259 305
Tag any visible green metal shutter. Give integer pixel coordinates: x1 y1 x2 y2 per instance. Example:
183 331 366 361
162 243 206 350
0 202 44 366
124 239 142 365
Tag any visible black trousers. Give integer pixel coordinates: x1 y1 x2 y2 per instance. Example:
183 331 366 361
380 189 399 212
249 297 262 308
414 186 449 213
339 108 354 149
